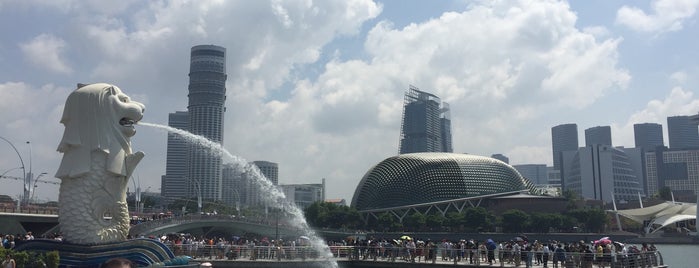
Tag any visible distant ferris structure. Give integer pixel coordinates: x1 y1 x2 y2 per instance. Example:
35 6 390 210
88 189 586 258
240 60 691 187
398 86 453 154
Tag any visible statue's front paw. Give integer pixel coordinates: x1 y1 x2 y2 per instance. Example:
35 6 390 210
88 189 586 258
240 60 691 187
125 151 145 178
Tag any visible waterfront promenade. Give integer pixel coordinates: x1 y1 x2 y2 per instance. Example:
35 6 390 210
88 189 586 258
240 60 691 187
172 245 667 268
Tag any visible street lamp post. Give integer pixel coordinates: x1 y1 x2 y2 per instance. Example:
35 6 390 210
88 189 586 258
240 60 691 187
0 167 24 179
0 136 26 208
30 172 48 203
25 141 32 206
195 181 202 214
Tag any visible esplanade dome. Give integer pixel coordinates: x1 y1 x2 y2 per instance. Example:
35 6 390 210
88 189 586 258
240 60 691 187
351 153 535 211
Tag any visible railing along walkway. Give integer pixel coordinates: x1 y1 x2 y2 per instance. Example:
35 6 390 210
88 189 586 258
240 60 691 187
164 244 667 268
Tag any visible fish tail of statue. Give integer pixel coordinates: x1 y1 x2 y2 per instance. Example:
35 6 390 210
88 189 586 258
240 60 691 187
58 152 131 244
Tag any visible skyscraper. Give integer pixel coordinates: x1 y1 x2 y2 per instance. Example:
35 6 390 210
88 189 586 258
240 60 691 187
565 145 644 203
244 161 279 208
491 153 509 164
513 164 548 185
187 45 227 201
161 111 189 200
667 115 699 149
399 86 453 154
221 164 241 207
551 123 579 171
634 123 664 152
585 126 612 147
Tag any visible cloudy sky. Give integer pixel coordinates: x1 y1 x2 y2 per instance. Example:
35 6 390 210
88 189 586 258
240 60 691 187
1 0 698 203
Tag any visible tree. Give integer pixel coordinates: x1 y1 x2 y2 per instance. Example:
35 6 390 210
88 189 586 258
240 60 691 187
500 209 530 233
562 189 581 210
463 207 491 232
305 201 329 227
657 186 672 201
376 212 397 231
567 208 607 233
426 213 447 231
446 211 466 231
404 212 427 231
304 201 362 229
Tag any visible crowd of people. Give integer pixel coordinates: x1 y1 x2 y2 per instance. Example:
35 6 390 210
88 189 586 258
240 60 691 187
339 237 661 268
3 229 663 267
152 233 318 261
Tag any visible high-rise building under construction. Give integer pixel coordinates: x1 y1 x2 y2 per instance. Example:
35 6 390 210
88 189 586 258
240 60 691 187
399 86 453 154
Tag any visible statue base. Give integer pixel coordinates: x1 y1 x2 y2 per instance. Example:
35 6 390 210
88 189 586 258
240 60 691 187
14 238 194 267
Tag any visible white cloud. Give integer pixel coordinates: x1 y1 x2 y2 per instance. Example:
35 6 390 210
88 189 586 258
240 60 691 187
0 1 645 202
612 87 699 148
220 0 631 200
19 34 73 74
616 0 699 33
670 71 688 84
0 82 69 178
583 26 612 39
507 146 552 166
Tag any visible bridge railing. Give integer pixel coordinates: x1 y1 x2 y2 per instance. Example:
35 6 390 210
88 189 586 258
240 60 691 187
129 214 290 236
0 203 58 215
162 244 665 267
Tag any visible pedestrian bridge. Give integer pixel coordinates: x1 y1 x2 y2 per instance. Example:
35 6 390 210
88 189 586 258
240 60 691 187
128 214 305 238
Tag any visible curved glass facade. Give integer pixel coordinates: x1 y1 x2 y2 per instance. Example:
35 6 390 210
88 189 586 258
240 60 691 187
351 153 535 211
187 45 227 201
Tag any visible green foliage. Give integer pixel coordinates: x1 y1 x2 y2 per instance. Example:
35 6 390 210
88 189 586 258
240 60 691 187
376 212 396 231
0 249 58 268
463 207 492 232
404 212 427 231
45 251 60 268
500 209 530 233
657 186 672 201
562 189 581 209
303 201 362 229
12 251 30 268
566 208 608 233
446 211 465 231
425 213 446 231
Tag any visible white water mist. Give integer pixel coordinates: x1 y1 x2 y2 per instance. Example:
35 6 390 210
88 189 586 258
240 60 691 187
139 122 337 267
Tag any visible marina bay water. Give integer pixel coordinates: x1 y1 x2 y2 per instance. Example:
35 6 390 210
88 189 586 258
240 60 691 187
139 122 337 268
654 244 699 268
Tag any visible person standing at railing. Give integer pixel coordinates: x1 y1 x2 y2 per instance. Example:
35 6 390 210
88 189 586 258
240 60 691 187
541 243 550 268
552 244 565 268
580 245 593 268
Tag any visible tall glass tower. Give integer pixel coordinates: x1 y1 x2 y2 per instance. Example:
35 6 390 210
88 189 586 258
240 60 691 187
634 123 664 152
584 126 612 147
551 123 579 171
187 45 227 201
399 86 453 154
667 115 699 149
161 111 189 200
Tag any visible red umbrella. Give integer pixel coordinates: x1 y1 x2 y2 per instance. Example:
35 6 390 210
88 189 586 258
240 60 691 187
594 237 612 245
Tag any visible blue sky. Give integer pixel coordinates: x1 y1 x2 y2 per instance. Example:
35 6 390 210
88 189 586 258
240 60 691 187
1 0 698 203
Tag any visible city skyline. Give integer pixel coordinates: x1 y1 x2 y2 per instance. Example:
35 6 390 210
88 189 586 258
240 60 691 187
1 1 698 203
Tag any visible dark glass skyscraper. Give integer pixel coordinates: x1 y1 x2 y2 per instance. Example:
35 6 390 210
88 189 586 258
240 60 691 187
187 45 227 201
161 111 189 200
551 123 578 171
584 126 612 147
667 115 699 149
399 86 453 154
634 123 664 152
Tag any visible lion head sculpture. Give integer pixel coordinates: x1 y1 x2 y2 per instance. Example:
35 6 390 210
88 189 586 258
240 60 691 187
55 83 145 179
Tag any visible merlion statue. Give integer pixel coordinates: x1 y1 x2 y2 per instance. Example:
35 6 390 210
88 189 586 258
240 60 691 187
55 83 145 244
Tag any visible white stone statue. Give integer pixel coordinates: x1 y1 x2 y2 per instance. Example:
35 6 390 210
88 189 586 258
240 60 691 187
55 83 145 244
